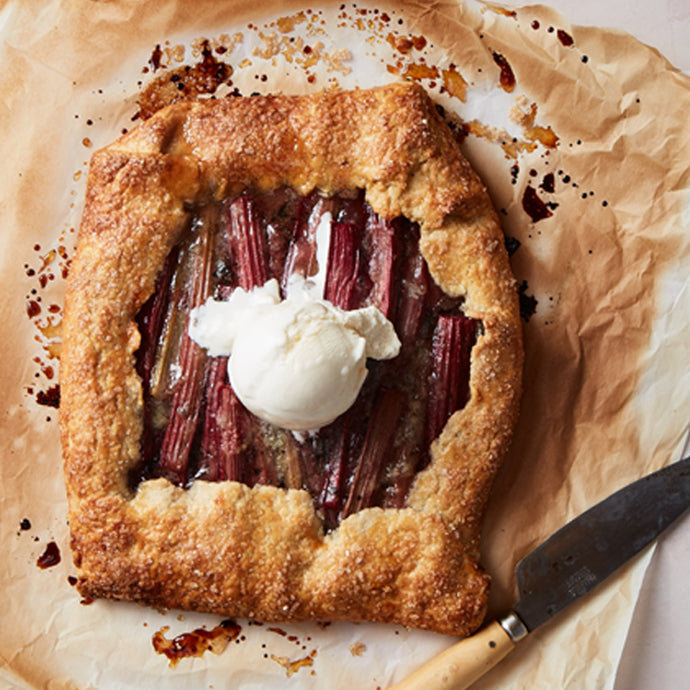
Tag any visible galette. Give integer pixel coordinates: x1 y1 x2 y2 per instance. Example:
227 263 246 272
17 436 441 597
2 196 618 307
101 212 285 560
60 82 522 635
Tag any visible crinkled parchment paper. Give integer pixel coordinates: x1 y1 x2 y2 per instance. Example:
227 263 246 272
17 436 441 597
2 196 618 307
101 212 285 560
1 0 689 688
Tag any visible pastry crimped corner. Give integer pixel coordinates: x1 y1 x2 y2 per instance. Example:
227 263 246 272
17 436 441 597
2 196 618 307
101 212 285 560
60 81 522 635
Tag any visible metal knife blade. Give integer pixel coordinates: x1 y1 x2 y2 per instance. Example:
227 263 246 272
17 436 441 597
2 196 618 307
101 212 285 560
391 455 690 690
513 453 690 633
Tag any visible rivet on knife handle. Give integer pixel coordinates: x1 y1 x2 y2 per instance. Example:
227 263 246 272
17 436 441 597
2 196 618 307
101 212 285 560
389 614 525 690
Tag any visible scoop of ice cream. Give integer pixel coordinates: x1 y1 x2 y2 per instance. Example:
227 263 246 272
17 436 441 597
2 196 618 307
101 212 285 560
189 279 400 432
229 300 368 431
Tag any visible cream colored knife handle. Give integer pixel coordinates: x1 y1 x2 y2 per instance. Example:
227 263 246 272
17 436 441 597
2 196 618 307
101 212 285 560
390 618 524 690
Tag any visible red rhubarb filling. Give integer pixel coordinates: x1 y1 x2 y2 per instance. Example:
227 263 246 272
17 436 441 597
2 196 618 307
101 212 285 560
133 188 477 529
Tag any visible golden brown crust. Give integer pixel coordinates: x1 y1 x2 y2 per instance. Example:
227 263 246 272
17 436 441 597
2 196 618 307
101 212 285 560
60 82 522 635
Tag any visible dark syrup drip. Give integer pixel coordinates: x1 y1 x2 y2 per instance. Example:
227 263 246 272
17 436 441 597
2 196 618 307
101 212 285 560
36 385 60 408
522 185 553 222
36 541 61 569
492 51 515 91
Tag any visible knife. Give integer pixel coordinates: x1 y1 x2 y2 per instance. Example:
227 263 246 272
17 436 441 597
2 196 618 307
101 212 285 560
390 454 690 690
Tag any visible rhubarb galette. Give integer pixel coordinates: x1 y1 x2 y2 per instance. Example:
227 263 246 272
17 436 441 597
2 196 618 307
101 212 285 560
60 82 522 635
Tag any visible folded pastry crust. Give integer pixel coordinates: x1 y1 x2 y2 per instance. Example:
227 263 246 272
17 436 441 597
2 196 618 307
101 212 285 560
60 82 522 635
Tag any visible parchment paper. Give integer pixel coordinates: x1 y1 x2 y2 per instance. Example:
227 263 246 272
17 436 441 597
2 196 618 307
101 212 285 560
1 1 689 688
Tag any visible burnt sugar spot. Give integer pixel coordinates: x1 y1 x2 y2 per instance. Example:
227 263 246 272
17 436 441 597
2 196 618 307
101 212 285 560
152 619 242 667
36 385 60 408
441 64 468 101
504 236 521 256
26 299 41 318
137 40 234 120
510 163 519 185
492 51 515 92
270 651 317 678
557 29 574 47
386 33 427 54
37 541 61 569
25 245 65 407
522 184 553 222
401 62 439 81
149 44 165 72
24 242 69 388
518 281 538 322
540 172 555 193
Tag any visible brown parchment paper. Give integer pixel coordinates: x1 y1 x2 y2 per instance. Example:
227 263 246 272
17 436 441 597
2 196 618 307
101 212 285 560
1 1 689 688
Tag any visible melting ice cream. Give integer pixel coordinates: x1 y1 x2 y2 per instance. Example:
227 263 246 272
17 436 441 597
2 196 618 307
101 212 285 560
189 278 400 432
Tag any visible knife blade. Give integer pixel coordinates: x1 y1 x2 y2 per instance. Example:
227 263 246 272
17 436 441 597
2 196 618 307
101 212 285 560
390 455 690 690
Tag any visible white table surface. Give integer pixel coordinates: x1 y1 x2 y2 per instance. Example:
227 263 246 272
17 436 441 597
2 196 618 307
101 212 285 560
503 2 690 688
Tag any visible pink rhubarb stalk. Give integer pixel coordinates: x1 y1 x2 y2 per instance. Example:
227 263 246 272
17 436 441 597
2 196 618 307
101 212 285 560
135 247 179 472
157 225 214 486
315 415 352 530
214 193 277 485
316 211 370 519
364 211 398 319
426 312 476 445
324 221 362 310
281 194 334 294
198 357 245 482
341 388 405 518
392 226 429 347
226 192 270 290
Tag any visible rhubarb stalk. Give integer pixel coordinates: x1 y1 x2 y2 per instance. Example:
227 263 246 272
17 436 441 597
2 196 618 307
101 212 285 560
281 194 334 295
136 248 178 393
341 388 405 518
241 425 279 487
226 192 270 289
426 312 477 446
317 207 398 521
324 221 362 310
365 211 399 319
157 221 214 486
316 419 350 531
392 224 429 347
315 210 369 518
197 357 244 482
279 433 304 490
135 247 179 476
215 193 277 486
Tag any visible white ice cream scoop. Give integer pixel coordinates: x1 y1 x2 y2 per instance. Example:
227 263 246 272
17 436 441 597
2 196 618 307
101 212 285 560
189 279 400 432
